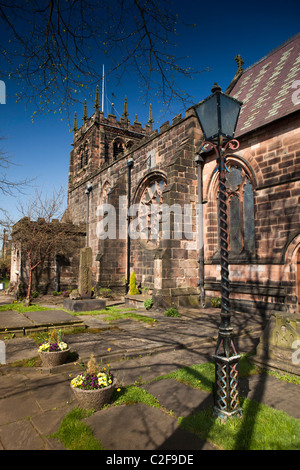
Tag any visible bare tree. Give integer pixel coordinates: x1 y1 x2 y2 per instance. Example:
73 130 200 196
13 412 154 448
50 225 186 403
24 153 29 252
0 138 32 197
12 187 81 304
0 0 208 120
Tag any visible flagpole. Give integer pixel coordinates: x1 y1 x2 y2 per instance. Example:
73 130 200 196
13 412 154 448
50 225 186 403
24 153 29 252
102 64 105 115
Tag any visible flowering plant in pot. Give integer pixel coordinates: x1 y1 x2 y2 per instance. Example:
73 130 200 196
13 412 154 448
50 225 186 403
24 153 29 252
38 329 70 367
70 353 116 410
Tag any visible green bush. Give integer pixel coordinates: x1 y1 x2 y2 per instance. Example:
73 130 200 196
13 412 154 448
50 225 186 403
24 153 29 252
144 297 153 310
52 291 62 296
98 287 113 298
211 297 221 308
31 291 39 299
164 307 180 317
129 270 140 295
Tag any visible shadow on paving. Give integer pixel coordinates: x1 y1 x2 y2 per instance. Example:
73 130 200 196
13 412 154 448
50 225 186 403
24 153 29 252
0 299 297 450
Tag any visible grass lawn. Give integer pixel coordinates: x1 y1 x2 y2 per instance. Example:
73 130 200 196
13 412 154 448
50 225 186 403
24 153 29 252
69 305 157 324
0 303 53 313
0 278 10 289
178 397 300 450
0 302 156 325
51 356 300 451
51 408 104 450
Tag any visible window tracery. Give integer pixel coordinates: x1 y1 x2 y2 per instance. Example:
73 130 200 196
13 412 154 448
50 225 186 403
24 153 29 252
113 138 125 159
138 178 166 249
224 165 256 255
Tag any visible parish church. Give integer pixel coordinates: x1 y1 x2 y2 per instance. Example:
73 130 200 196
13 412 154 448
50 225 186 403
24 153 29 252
11 33 300 316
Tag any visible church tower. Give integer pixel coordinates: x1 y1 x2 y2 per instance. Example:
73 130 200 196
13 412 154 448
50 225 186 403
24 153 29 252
68 91 154 191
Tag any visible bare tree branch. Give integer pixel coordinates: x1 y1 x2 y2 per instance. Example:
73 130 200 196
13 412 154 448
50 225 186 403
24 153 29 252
0 0 209 121
0 138 34 196
13 187 79 304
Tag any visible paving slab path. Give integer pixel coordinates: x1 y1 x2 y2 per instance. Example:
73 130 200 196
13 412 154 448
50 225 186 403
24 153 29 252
0 297 299 451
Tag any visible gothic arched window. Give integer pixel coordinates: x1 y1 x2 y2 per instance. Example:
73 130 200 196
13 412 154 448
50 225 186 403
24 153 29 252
224 165 256 255
126 140 134 150
79 142 89 169
83 141 89 166
113 139 124 159
137 176 166 249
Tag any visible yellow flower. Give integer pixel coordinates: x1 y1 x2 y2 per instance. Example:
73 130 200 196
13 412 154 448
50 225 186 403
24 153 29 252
107 348 111 351
117 388 121 392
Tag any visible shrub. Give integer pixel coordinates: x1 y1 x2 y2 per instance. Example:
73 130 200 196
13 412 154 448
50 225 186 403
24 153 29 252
31 291 39 299
164 307 180 317
211 297 221 308
52 291 62 296
144 297 153 310
129 270 140 295
98 287 113 298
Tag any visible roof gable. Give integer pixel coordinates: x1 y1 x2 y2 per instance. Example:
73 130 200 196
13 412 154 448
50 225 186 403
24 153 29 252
230 33 300 137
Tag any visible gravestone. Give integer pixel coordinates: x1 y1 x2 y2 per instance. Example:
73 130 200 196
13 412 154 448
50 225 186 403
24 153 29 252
78 247 92 299
63 246 106 312
252 311 300 376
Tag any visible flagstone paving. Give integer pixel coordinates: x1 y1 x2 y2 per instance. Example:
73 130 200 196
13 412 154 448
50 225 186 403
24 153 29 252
0 298 298 450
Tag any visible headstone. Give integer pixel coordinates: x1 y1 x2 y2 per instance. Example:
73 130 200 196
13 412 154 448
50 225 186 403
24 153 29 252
63 298 106 312
78 247 92 299
252 311 300 376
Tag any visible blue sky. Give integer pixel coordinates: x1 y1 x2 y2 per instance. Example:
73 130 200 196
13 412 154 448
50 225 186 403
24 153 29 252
0 0 299 225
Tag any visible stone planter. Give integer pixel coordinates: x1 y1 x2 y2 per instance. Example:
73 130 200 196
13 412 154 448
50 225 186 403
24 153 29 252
71 379 116 410
39 348 70 367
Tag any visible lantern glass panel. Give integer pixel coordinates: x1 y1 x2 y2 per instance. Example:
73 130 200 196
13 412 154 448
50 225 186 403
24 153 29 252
195 94 219 140
219 94 241 138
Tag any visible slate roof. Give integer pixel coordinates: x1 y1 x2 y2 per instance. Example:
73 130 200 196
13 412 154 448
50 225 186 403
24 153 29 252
229 33 300 137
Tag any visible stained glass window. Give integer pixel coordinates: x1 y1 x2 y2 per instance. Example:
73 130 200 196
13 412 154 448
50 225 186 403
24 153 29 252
221 165 255 255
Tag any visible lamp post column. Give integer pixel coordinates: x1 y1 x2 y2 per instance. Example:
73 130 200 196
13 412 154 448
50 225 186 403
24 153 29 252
193 83 243 420
212 139 242 420
195 153 205 308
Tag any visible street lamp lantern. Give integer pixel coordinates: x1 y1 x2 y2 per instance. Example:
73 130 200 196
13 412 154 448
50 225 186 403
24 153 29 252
194 83 242 142
194 84 243 421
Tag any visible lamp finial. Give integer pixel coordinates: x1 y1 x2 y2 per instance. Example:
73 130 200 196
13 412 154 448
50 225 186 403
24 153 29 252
211 83 221 94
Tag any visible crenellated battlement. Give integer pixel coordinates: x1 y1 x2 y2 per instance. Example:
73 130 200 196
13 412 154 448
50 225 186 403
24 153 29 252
72 90 153 145
69 89 155 188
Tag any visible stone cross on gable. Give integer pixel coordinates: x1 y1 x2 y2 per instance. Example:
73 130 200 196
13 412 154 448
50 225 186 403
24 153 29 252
235 55 244 74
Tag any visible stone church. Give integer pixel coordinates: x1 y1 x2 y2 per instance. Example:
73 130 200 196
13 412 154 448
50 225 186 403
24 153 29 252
11 33 300 316
63 32 300 314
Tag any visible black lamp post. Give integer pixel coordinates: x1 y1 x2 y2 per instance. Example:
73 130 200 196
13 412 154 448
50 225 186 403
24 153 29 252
194 83 243 420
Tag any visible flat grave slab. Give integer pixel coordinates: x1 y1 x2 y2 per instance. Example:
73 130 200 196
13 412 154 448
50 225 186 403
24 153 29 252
24 310 83 326
85 402 214 450
0 310 33 329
